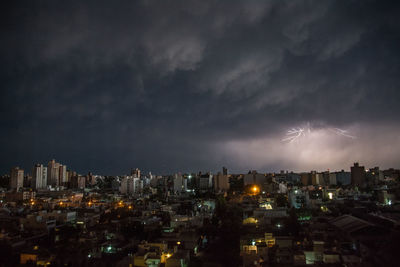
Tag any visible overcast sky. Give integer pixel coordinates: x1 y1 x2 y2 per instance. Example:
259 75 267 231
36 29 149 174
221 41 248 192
1 0 400 175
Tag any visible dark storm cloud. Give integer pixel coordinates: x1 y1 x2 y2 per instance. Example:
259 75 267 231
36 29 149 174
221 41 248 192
1 0 400 174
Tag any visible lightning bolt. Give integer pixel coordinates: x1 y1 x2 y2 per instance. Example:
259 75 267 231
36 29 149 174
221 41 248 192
282 127 306 143
329 128 356 139
282 123 356 143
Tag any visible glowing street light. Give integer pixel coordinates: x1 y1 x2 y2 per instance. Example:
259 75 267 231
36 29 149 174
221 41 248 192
251 185 260 195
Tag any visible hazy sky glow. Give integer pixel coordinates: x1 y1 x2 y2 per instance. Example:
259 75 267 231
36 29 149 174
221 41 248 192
1 0 400 175
222 123 400 173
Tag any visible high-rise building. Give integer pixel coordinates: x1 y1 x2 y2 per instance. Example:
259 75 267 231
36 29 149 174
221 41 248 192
120 175 141 195
173 173 183 193
120 176 132 195
311 171 324 185
328 172 337 185
48 159 60 186
23 174 32 188
131 168 141 178
214 167 230 192
133 177 142 194
78 175 86 189
214 173 230 192
322 171 330 185
351 162 366 186
86 172 97 186
59 165 67 185
301 173 311 186
198 173 213 190
366 167 383 185
32 164 48 189
335 170 351 185
244 171 265 185
287 172 301 183
10 167 24 191
67 170 76 185
222 166 228 176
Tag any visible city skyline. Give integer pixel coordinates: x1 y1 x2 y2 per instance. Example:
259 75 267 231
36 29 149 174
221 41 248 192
2 158 398 178
1 1 400 175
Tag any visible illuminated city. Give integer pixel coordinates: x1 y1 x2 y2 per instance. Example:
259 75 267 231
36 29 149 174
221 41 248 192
1 162 400 266
1 1 400 267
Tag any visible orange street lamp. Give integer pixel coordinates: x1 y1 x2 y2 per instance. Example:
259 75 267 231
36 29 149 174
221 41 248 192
252 185 260 194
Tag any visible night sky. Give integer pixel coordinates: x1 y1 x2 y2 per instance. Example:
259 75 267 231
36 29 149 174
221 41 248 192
1 0 400 175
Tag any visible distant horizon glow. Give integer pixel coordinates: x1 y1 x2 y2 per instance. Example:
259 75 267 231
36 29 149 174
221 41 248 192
222 123 400 174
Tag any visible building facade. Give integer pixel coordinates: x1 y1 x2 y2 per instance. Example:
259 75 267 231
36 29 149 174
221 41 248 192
351 162 366 186
10 167 24 191
32 164 48 189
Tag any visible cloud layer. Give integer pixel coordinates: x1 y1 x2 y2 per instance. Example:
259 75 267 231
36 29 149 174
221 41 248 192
1 0 399 175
